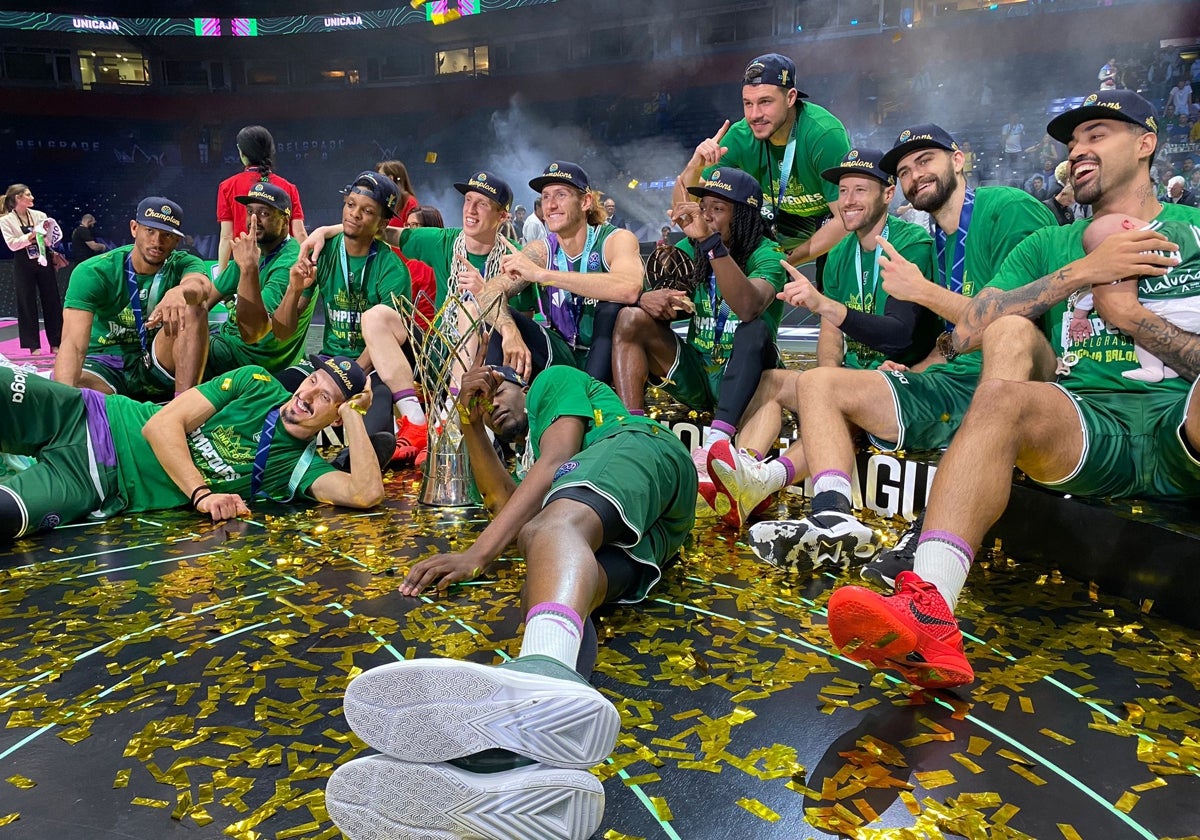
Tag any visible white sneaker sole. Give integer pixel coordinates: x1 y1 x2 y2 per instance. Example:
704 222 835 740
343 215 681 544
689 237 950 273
749 518 879 571
343 659 621 770
327 755 604 840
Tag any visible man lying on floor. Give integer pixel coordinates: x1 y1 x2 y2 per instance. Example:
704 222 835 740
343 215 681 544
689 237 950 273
0 355 384 542
325 362 696 840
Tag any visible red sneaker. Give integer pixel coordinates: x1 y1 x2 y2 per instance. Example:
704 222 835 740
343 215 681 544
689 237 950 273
826 571 974 689
393 417 428 466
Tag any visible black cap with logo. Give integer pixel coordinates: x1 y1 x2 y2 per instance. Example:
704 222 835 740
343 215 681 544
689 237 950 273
308 354 368 401
529 161 591 194
134 197 186 237
454 170 514 210
686 166 763 209
341 171 400 218
235 181 292 216
743 53 808 99
821 148 894 186
879 124 961 176
1046 89 1159 144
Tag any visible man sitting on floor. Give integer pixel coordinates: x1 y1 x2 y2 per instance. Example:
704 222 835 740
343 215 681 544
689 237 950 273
324 362 696 840
0 356 384 542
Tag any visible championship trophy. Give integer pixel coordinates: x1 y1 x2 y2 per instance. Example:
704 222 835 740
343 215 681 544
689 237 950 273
392 291 497 507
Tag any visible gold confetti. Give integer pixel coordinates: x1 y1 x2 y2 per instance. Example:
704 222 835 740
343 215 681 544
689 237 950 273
1019 695 1035 713
1008 763 1047 786
425 151 438 163
950 752 984 774
221 377 232 391
1115 791 1140 813
967 736 991 756
5 775 35 790
0 814 18 827
649 796 673 821
1058 825 1084 840
1131 778 1167 792
1039 728 1075 745
913 769 956 789
736 798 781 822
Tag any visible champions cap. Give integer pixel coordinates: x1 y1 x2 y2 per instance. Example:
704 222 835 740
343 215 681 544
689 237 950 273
529 161 591 193
488 364 528 388
235 181 292 216
1046 89 1159 144
743 53 807 99
341 171 400 219
308 354 368 401
879 124 961 176
134 197 185 237
454 170 514 210
686 166 763 208
821 148 894 186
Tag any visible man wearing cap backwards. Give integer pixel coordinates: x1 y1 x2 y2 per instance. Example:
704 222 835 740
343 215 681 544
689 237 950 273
301 170 527 465
0 355 384 542
704 149 940 529
744 123 1055 579
55 197 215 399
324 361 695 840
680 53 851 268
493 160 645 385
280 171 411 445
205 182 314 377
610 165 786 515
825 90 1200 691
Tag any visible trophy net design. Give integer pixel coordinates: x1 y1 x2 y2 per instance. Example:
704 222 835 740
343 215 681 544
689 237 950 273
392 290 499 507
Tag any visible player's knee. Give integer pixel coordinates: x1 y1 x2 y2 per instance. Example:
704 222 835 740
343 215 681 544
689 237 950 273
613 305 651 341
981 315 1042 353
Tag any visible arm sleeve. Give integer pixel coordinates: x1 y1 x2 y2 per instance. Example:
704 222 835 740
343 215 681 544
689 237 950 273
838 295 927 357
216 178 235 223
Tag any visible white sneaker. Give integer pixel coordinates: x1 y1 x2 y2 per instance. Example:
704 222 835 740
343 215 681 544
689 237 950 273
707 440 779 529
748 511 880 572
327 755 604 840
342 655 620 770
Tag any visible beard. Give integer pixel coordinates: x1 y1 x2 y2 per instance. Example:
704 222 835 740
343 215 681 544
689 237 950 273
910 168 959 214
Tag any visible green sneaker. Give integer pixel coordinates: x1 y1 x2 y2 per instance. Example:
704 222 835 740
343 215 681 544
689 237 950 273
342 655 620 770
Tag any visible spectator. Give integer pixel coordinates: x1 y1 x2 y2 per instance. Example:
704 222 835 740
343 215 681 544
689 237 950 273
1 184 64 355
1001 113 1025 177
70 213 106 266
1167 114 1192 142
1165 175 1198 207
960 139 977 187
1098 56 1118 90
1190 117 1200 143
405 205 445 229
522 197 547 243
512 204 528 243
1024 174 1049 201
1168 78 1193 117
656 225 672 247
376 160 420 227
602 197 629 230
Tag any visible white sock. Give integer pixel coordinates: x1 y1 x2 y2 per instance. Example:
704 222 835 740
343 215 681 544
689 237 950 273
912 531 973 611
519 602 584 668
764 459 789 492
395 396 426 424
812 470 852 505
703 428 732 448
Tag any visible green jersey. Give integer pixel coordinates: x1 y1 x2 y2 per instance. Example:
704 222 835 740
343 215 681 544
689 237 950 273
398 227 518 311
314 234 412 357
718 104 850 251
105 365 336 514
529 223 621 348
210 237 312 371
527 365 662 458
984 203 1200 395
822 217 937 369
63 245 208 359
674 236 787 366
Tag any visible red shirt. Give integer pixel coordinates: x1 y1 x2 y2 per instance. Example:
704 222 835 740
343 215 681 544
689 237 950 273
216 168 305 233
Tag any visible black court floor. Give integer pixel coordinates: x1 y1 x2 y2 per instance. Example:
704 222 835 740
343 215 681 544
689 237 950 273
1 463 1199 840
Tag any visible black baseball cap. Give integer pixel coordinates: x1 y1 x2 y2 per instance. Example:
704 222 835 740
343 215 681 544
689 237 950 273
743 53 808 99
529 161 591 194
488 364 528 389
308 354 368 401
454 170 513 210
686 166 763 209
821 148 894 186
235 181 292 216
879 124 961 176
1046 89 1160 144
341 171 400 218
134 197 185 237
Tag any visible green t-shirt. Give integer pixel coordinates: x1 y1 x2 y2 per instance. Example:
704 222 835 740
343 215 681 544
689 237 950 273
314 234 412 357
398 227 519 311
673 236 787 366
527 365 662 458
984 204 1200 395
932 186 1057 376
530 224 621 348
211 238 313 371
63 245 208 359
105 365 336 514
822 216 937 369
718 104 851 251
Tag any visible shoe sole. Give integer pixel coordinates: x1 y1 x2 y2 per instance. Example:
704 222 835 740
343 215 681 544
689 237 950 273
749 519 879 572
747 520 815 572
826 587 974 688
326 755 604 840
705 443 744 529
343 659 621 770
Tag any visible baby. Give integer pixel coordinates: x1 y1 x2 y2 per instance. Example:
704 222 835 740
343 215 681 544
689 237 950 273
1071 213 1198 382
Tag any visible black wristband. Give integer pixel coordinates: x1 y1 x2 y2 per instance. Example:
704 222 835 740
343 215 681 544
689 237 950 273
190 485 210 505
698 232 728 260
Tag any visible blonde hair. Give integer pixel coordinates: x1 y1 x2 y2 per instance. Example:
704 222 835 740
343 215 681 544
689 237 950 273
584 189 607 226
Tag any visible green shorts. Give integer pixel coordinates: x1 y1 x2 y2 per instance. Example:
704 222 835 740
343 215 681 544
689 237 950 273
0 367 120 538
869 360 980 452
654 336 724 411
544 426 697 604
1038 381 1200 499
538 322 590 371
82 345 173 399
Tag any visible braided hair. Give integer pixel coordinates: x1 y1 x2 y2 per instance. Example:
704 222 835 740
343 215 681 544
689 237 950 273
689 201 767 291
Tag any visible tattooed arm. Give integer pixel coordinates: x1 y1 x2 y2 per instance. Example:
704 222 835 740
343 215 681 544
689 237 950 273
951 226 1180 355
1092 282 1200 381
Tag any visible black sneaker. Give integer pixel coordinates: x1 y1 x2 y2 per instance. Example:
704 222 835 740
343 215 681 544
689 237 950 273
861 510 924 589
332 431 398 473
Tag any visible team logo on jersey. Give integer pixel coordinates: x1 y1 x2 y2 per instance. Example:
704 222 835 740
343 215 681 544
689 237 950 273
587 253 602 271
554 461 578 480
39 513 61 530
